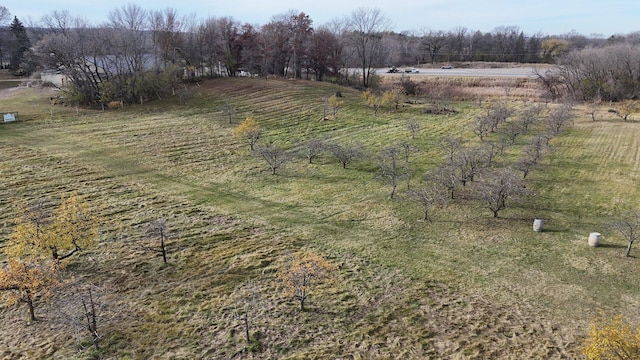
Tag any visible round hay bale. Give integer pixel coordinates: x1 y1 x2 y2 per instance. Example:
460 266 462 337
533 218 544 232
588 232 601 247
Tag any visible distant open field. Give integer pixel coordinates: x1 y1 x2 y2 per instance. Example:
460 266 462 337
0 77 638 359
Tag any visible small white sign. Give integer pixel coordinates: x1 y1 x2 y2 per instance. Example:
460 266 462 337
3 113 15 122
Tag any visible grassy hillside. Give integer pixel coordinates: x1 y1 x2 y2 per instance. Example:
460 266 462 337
0 77 638 359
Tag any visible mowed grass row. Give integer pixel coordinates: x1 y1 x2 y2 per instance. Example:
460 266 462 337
0 79 638 358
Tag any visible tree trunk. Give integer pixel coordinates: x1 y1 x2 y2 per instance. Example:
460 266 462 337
244 315 250 343
161 236 167 264
626 241 633 257
26 295 35 321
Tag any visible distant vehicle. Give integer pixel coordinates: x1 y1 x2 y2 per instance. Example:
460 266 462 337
441 64 453 69
410 68 419 73
387 66 401 73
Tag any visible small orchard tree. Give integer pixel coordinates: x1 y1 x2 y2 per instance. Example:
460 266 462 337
475 168 530 218
440 136 463 164
233 280 262 345
611 100 638 122
329 143 365 169
278 251 335 311
406 119 420 139
362 89 382 116
220 103 237 124
301 137 326 164
0 258 60 321
545 103 574 135
326 94 344 120
409 183 446 222
144 218 169 264
8 194 99 262
233 116 261 151
611 209 640 257
582 314 640 360
379 145 411 199
382 86 406 111
254 143 291 175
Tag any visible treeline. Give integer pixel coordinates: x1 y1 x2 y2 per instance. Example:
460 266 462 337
1 4 640 104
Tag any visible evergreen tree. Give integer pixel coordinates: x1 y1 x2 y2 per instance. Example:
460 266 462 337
9 16 31 74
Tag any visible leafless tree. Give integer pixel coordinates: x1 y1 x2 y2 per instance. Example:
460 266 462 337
516 156 536 179
144 218 169 264
471 114 493 141
420 29 447 63
475 168 530 218
406 119 420 139
524 133 552 164
329 143 365 169
498 121 525 146
545 103 574 135
301 137 326 164
409 183 446 222
254 143 292 175
344 7 391 88
233 280 262 344
379 145 411 199
611 209 640 257
220 103 236 124
427 164 458 200
440 136 463 164
453 147 485 186
516 103 544 130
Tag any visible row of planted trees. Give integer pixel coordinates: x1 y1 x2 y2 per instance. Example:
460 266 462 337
230 85 640 356
0 191 337 353
5 2 640 105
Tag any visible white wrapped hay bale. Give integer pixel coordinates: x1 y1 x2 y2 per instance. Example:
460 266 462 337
588 232 601 247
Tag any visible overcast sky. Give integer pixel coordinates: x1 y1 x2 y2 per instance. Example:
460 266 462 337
8 0 640 37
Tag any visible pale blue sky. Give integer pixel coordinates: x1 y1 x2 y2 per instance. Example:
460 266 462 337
7 0 640 36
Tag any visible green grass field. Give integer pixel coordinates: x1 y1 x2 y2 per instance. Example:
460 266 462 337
0 78 638 359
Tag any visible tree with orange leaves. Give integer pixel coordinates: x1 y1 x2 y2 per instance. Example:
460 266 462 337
0 258 60 321
278 251 335 311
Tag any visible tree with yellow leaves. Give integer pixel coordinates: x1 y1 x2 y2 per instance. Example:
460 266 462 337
278 251 336 311
382 86 406 112
582 314 640 359
327 94 344 120
362 89 382 116
232 116 261 151
8 194 99 262
0 258 60 321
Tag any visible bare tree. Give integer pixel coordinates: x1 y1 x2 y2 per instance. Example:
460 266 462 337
220 103 236 124
254 143 291 175
329 143 365 169
379 145 411 199
427 164 458 200
453 147 485 186
301 137 326 164
611 209 640 257
524 133 552 165
344 7 391 88
545 103 574 135
498 121 525 146
471 114 493 141
409 183 446 222
144 218 169 264
440 136 463 164
233 280 262 344
406 119 420 139
475 168 530 218
516 103 544 130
